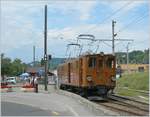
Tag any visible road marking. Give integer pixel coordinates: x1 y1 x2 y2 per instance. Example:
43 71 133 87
52 111 60 115
66 105 79 116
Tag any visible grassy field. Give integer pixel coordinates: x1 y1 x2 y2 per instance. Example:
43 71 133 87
114 72 149 102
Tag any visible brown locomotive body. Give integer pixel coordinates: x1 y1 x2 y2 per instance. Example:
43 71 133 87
57 53 116 97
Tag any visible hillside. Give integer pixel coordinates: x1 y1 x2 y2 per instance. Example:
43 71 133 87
49 58 66 70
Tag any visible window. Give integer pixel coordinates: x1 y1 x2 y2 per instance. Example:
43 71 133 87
99 60 103 68
76 61 78 68
88 57 96 68
106 59 114 68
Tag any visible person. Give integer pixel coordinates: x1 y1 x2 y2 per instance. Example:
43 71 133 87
34 76 38 93
30 76 34 86
54 75 57 90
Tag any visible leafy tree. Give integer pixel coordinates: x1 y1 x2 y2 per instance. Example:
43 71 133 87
143 49 149 64
1 53 12 77
129 50 144 63
116 49 149 64
11 58 23 76
1 54 28 77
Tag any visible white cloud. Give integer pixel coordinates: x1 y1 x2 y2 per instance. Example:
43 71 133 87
1 0 97 20
1 0 149 61
101 0 147 11
1 0 97 54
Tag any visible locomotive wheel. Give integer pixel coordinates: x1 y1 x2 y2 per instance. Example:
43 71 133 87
82 88 88 98
60 85 63 90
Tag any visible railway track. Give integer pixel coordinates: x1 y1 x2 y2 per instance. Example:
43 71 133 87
93 94 149 116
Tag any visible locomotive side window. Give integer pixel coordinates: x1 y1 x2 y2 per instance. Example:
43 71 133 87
106 59 114 68
76 61 78 68
89 57 96 68
99 60 103 68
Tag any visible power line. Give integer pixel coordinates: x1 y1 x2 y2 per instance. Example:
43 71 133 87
102 41 112 47
85 1 133 33
117 14 148 33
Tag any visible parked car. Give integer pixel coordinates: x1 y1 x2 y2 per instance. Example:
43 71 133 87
6 77 16 84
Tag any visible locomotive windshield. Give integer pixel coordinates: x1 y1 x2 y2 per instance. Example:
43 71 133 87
88 57 96 68
106 58 114 68
99 59 103 68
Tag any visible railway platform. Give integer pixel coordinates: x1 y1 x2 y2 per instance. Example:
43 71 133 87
2 84 149 116
1 84 119 116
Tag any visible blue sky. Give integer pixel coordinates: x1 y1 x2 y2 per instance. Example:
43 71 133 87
1 0 150 63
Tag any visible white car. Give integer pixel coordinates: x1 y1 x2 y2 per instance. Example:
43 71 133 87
6 77 16 84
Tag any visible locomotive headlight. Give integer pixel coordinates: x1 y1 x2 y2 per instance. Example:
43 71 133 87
111 77 116 81
86 76 92 81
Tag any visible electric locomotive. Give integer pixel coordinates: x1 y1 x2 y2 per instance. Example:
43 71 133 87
57 53 116 97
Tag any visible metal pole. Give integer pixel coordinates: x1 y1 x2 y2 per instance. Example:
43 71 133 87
126 42 130 74
44 5 48 91
112 20 116 56
33 46 35 67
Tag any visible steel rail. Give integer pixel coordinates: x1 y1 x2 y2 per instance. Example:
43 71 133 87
92 94 149 116
95 101 148 116
111 94 149 105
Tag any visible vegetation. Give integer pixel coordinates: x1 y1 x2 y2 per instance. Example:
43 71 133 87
115 72 149 102
1 53 28 77
116 49 149 64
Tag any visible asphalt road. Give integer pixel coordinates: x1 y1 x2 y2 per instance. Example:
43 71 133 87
1 101 71 116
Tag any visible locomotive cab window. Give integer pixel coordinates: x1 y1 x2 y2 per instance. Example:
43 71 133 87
99 59 103 68
106 59 114 68
88 57 96 68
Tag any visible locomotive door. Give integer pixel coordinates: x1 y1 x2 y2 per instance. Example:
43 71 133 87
68 63 71 83
88 57 97 76
79 58 83 86
97 57 103 81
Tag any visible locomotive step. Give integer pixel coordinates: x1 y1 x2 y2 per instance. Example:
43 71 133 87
88 96 107 101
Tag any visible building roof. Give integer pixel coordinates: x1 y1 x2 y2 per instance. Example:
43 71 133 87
26 67 44 73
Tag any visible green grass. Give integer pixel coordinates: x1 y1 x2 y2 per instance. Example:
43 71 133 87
116 72 149 91
114 72 149 102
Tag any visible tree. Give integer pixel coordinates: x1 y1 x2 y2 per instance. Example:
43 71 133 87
1 54 12 77
129 50 144 64
143 49 149 64
1 54 28 77
116 49 149 64
11 58 23 76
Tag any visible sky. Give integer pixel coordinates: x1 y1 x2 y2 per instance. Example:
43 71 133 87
1 0 150 63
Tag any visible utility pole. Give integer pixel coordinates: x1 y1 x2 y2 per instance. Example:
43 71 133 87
44 5 48 91
33 46 35 67
112 20 117 56
126 42 130 74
